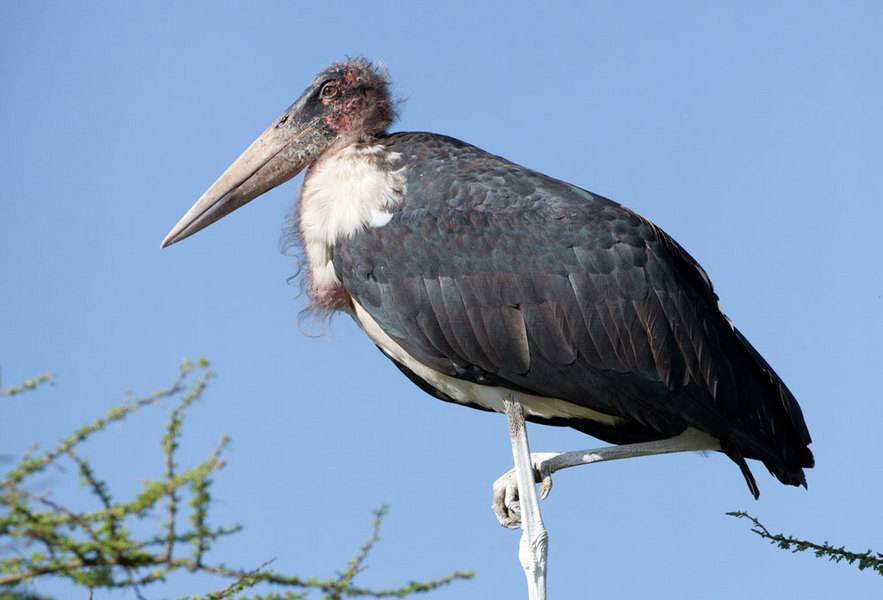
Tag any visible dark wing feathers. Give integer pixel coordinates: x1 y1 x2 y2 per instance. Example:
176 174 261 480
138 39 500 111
333 132 812 489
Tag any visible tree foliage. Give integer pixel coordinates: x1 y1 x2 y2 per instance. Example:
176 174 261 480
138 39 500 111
728 511 883 577
0 360 472 599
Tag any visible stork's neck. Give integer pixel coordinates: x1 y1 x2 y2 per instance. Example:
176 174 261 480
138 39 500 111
298 140 405 310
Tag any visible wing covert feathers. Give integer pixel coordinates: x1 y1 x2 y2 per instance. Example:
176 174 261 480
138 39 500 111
333 132 812 495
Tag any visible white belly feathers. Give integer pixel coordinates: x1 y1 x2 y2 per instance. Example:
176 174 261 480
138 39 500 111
351 300 625 425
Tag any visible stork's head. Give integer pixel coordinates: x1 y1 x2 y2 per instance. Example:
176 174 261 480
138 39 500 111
161 59 393 247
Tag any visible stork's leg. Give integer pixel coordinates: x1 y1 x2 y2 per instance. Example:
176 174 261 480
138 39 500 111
502 395 548 600
492 429 721 528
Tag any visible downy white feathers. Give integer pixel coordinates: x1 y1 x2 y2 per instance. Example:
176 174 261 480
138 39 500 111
299 143 405 305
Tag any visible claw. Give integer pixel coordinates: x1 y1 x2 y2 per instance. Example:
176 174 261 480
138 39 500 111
492 456 557 528
505 480 520 514
492 469 522 529
539 463 553 499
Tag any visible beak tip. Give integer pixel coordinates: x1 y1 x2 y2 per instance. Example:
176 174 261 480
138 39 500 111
162 107 310 250
160 228 183 249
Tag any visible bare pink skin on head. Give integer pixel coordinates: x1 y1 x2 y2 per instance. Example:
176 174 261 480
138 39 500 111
324 95 363 133
321 60 394 140
322 63 370 134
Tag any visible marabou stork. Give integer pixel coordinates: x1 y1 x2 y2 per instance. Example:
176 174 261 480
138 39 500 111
162 59 813 597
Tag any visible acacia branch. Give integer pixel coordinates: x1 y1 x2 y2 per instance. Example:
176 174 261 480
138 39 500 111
1 360 472 599
0 373 54 398
728 511 883 576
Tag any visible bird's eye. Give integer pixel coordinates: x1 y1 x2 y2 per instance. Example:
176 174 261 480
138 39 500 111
320 83 339 99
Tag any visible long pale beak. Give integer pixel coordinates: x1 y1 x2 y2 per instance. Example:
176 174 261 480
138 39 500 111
161 111 325 248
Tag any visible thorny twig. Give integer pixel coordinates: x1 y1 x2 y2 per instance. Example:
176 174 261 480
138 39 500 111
1 360 473 598
728 511 883 577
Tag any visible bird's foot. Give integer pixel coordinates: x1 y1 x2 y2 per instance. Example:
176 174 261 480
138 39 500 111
491 452 557 529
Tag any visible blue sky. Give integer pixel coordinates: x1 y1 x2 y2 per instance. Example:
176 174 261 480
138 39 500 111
2 2 882 598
